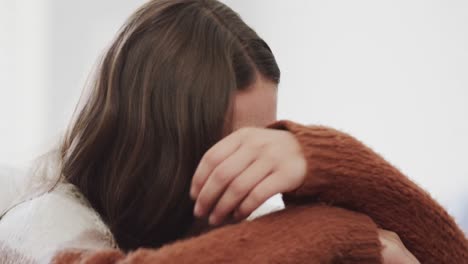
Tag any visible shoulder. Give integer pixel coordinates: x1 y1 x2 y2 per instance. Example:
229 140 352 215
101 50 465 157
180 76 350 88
0 164 28 216
0 182 116 262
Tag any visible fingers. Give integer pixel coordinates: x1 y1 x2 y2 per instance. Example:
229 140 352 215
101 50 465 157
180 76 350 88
233 171 283 221
378 229 421 264
190 131 242 199
190 127 306 227
193 145 257 218
208 158 273 225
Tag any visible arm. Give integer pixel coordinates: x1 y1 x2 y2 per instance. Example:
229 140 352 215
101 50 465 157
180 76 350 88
53 205 382 264
269 120 468 263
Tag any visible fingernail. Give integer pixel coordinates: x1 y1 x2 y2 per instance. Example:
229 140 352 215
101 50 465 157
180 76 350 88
194 203 202 217
209 214 218 226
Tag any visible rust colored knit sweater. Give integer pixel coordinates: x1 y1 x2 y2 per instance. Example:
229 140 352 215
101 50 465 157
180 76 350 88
53 120 468 264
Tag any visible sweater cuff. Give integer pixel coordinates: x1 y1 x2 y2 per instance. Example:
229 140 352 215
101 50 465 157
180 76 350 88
268 120 345 198
268 120 391 203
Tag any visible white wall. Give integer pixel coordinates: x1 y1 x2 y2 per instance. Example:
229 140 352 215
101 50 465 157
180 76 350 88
1 0 466 230
0 0 146 166
0 0 51 166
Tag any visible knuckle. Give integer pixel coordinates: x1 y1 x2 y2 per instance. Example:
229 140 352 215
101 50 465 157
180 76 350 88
261 150 278 163
260 155 281 172
204 151 221 166
229 181 247 197
238 127 253 136
248 139 266 150
249 189 265 205
212 168 231 184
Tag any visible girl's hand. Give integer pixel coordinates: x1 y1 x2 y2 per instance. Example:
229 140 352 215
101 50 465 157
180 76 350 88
379 229 420 264
190 127 307 225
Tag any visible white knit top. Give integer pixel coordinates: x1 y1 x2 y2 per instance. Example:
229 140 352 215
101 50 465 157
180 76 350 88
0 162 116 264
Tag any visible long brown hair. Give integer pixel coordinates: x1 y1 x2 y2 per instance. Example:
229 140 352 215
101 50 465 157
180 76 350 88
60 0 280 251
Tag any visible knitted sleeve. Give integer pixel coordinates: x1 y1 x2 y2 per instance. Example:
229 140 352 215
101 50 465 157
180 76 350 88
53 205 381 264
268 120 468 264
